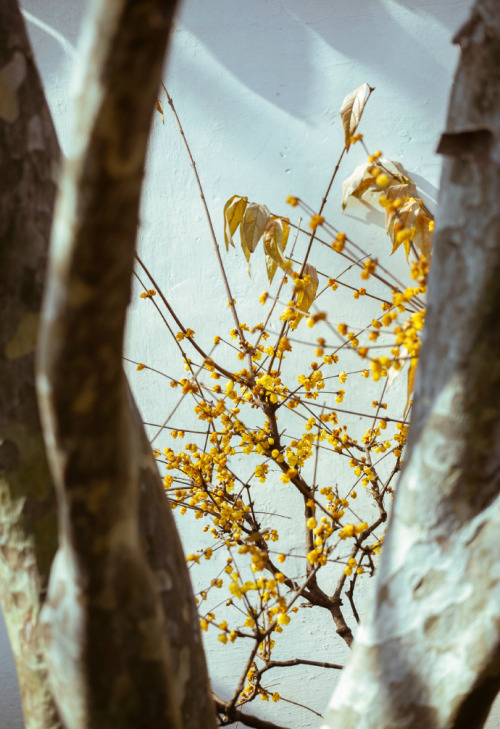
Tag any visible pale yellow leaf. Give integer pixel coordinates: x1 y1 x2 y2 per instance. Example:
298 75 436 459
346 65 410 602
340 83 373 149
404 357 418 418
155 99 165 124
386 197 423 260
386 347 408 390
240 230 251 263
241 202 271 255
342 162 376 210
384 186 413 251
263 218 290 283
224 195 248 251
413 213 433 259
282 219 290 250
296 264 319 313
384 183 415 223
378 161 411 186
403 237 412 260
342 159 409 210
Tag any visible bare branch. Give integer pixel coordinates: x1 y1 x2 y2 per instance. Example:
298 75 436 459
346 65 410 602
213 694 291 729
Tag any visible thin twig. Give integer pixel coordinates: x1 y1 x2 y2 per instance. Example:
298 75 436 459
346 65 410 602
161 83 254 376
213 694 291 729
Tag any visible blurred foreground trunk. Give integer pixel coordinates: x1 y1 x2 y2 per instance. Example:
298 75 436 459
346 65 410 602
323 2 500 728
0 2 61 726
1 1 215 728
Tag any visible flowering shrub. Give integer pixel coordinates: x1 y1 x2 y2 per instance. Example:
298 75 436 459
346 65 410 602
133 83 432 724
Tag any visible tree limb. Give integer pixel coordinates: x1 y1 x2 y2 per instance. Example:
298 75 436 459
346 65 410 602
323 2 500 728
131 389 216 729
213 694 291 729
36 1 189 727
0 2 61 726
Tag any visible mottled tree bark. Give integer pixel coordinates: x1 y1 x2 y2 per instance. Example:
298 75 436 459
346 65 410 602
132 391 216 729
34 0 213 728
0 2 61 727
323 2 500 729
1 2 215 728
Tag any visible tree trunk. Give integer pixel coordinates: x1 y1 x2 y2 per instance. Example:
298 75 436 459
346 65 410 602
132 389 216 729
0 2 61 726
323 2 500 728
34 0 198 727
1 1 215 728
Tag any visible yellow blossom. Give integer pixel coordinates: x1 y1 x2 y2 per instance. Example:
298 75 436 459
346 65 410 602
309 214 325 231
376 173 390 187
332 232 346 252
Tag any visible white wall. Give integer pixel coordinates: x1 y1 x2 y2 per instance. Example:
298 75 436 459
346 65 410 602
5 1 496 727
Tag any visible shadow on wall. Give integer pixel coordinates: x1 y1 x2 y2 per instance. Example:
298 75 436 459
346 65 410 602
20 0 86 70
178 0 472 121
387 0 470 31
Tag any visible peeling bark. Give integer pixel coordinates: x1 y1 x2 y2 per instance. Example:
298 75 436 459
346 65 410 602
35 1 197 728
323 2 500 729
0 2 61 727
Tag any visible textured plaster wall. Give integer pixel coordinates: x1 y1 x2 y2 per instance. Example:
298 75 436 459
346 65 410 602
5 1 500 728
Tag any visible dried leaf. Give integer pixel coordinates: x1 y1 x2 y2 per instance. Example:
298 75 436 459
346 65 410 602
155 99 165 124
379 160 411 185
387 198 417 258
383 183 415 219
241 202 271 256
282 220 290 249
263 218 290 283
386 198 432 260
384 185 411 243
240 231 252 263
340 83 373 150
386 367 400 390
342 159 409 210
342 163 376 210
414 213 433 259
386 346 416 393
224 195 248 251
296 264 319 313
404 357 418 418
